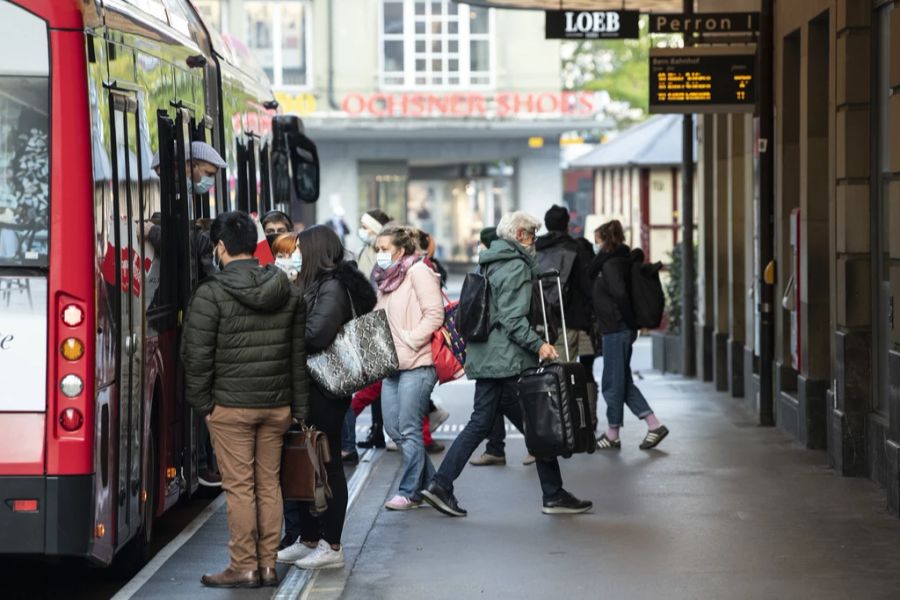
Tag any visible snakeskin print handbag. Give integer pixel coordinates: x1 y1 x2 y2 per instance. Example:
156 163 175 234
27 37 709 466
307 296 400 397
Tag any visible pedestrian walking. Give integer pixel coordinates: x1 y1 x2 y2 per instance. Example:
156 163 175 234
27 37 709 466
467 226 511 467
422 212 593 517
372 225 444 511
589 220 669 450
181 211 309 588
278 225 377 570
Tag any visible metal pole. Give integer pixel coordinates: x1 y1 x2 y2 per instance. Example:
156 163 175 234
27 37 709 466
681 0 696 377
757 0 775 425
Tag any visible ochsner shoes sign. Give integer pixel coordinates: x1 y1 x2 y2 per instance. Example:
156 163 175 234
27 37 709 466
545 10 640 40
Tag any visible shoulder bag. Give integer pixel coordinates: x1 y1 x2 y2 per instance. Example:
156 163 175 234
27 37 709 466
281 424 332 515
307 291 400 397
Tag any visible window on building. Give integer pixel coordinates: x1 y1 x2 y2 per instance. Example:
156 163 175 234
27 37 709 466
245 0 311 89
380 0 494 89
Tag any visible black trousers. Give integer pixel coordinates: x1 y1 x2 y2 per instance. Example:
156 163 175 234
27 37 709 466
284 387 350 546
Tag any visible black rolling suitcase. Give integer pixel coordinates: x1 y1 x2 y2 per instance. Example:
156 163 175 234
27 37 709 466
518 271 596 459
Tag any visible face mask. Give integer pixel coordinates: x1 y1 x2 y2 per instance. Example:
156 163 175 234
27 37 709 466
375 251 394 270
358 228 374 245
212 247 222 271
291 249 302 272
194 175 215 195
274 257 292 273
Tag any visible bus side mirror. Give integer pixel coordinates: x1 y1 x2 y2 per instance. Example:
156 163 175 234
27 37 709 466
273 115 320 205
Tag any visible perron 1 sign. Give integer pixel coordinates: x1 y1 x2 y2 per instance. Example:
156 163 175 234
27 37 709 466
649 46 757 114
545 10 640 40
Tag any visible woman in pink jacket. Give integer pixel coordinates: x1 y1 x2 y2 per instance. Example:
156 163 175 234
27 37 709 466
372 225 445 510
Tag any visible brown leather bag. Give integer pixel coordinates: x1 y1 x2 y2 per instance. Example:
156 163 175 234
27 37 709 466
281 425 332 514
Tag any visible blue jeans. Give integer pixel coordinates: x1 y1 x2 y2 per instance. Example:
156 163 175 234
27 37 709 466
485 413 506 456
382 366 437 500
341 408 356 453
433 377 564 501
601 329 653 427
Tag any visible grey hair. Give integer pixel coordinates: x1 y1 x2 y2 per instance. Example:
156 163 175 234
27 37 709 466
496 211 541 242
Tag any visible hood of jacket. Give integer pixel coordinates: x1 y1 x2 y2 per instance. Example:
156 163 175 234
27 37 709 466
304 260 378 314
479 238 538 275
210 259 291 312
534 230 576 252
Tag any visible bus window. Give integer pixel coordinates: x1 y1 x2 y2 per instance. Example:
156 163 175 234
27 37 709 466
0 3 50 267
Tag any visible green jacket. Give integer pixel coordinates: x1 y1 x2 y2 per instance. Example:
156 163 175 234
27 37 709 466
465 239 544 380
181 259 310 419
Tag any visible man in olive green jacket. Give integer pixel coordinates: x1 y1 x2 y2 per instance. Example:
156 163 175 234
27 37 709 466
181 211 308 589
422 211 592 518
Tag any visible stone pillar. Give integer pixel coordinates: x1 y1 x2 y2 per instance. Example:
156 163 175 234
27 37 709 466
727 114 747 399
775 29 801 435
713 115 730 391
797 14 832 450
697 115 716 382
830 0 871 478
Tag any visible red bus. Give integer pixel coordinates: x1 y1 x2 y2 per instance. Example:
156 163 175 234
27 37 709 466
0 0 318 566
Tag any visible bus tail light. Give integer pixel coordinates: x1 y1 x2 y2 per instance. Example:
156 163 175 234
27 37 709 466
11 499 39 513
60 374 84 398
61 304 84 327
59 408 84 432
61 338 85 361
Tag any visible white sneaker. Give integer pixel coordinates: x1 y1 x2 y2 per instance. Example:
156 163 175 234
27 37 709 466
295 539 345 570
386 440 398 452
428 407 450 433
277 539 316 564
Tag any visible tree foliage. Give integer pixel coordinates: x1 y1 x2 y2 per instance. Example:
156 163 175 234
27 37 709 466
562 17 682 128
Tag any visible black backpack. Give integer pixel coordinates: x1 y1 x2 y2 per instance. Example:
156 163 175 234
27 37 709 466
630 260 665 329
536 245 577 332
457 268 491 342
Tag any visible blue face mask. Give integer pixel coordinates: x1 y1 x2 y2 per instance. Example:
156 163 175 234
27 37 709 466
291 249 302 272
193 175 215 195
375 251 394 270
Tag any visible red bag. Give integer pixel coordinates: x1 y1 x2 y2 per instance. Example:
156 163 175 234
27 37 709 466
432 294 465 384
432 328 465 384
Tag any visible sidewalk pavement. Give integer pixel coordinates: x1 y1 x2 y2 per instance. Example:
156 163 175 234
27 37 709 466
311 373 900 600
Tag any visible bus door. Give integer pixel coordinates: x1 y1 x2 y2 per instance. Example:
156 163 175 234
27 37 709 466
108 90 146 546
172 106 200 495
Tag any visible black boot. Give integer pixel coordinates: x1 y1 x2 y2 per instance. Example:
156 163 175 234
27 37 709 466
357 424 386 449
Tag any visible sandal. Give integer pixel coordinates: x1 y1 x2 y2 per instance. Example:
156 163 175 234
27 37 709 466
640 425 669 450
596 434 621 450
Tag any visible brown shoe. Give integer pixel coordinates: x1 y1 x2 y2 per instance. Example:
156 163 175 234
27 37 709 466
200 568 260 588
260 567 279 587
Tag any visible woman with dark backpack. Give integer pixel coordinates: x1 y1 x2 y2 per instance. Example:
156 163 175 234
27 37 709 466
277 226 376 570
589 220 668 451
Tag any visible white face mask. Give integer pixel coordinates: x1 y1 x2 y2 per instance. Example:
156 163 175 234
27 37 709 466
291 249 302 271
274 257 293 273
194 175 215 195
358 228 374 245
375 251 394 270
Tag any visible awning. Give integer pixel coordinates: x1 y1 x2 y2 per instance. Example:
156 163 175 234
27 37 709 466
457 1 684 11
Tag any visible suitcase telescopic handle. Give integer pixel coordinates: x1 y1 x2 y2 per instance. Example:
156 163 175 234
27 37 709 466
535 272 570 363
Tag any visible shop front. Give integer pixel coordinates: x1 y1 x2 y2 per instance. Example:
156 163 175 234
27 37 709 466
303 90 604 263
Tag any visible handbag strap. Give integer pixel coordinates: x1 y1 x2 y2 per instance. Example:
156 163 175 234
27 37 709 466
346 289 357 320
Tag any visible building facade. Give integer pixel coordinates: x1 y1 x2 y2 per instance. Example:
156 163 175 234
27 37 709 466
195 0 602 261
691 0 900 514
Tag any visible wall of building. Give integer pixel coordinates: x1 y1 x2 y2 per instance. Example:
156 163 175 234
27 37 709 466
696 0 900 514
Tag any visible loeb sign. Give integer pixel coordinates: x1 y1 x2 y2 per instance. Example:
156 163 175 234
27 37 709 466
340 91 603 118
545 10 640 40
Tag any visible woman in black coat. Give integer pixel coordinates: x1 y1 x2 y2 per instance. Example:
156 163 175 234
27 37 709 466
278 225 376 570
589 220 668 452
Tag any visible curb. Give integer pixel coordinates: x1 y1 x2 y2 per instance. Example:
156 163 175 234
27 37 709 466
273 447 383 600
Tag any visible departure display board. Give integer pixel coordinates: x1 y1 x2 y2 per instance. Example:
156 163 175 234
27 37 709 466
649 47 756 114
